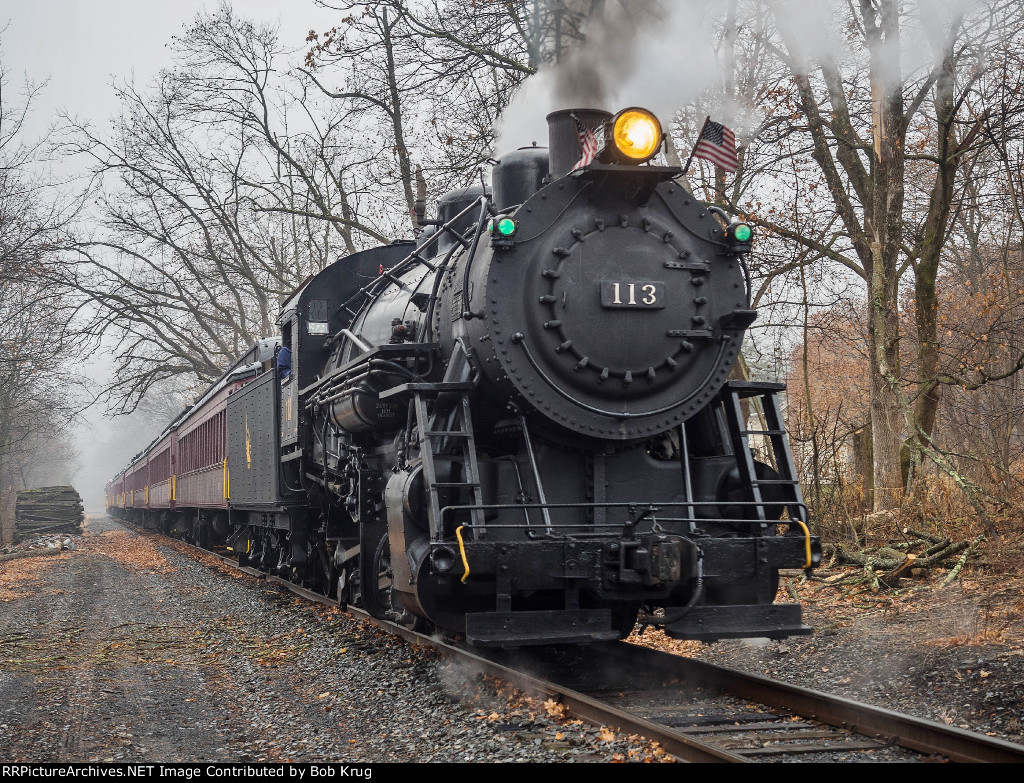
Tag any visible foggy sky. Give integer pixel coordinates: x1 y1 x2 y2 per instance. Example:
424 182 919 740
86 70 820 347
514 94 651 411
1 0 337 511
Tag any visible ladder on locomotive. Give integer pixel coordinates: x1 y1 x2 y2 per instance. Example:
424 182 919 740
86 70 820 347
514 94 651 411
720 380 807 524
412 389 486 541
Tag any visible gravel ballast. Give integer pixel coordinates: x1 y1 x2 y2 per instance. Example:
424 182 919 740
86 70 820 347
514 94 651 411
4 515 1022 763
0 516 667 763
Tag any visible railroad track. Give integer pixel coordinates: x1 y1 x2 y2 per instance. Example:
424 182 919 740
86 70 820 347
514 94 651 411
479 642 1024 763
185 534 1024 763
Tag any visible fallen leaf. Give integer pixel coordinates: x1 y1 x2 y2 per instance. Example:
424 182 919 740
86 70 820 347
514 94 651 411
543 698 567 719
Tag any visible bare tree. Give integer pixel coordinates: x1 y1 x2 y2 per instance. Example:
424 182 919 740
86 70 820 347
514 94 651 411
303 1 626 225
689 0 1024 525
61 1 689 411
58 4 392 412
0 52 83 541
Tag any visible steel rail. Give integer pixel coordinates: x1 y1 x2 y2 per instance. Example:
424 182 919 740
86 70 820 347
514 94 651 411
658 652 1024 764
206 546 1024 763
582 639 1024 763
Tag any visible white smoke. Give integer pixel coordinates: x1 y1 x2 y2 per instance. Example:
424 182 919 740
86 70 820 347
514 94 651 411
770 0 984 87
495 1 726 155
494 0 977 156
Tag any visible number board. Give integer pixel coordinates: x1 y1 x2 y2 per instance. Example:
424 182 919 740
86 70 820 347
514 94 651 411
600 281 666 309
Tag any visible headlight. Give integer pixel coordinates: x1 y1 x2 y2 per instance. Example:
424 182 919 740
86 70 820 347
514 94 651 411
609 108 662 163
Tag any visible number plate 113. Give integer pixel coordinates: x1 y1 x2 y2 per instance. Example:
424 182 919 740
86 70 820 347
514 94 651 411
600 281 666 309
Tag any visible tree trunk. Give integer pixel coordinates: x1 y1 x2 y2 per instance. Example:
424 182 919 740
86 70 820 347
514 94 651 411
852 419 873 513
869 338 905 511
865 0 907 512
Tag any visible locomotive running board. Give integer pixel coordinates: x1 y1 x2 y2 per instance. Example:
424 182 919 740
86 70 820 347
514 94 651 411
663 603 812 642
465 609 622 647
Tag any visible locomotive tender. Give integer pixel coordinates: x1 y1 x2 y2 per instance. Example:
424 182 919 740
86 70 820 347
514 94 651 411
106 107 821 646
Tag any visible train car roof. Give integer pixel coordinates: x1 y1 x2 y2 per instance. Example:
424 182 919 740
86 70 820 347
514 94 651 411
109 336 280 480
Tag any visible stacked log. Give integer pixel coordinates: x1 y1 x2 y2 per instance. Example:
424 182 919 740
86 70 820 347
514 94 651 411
14 486 84 542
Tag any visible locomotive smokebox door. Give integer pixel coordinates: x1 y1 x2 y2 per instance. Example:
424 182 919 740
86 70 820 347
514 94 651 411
466 174 750 440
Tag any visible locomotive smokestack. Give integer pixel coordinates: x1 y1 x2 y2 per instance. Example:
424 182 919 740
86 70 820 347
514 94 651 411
546 108 611 178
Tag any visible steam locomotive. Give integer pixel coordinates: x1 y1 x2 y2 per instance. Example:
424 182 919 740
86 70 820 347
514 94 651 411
106 107 820 646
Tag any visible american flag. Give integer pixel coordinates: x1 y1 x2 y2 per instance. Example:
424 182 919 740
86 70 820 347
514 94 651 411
692 120 739 172
570 113 600 171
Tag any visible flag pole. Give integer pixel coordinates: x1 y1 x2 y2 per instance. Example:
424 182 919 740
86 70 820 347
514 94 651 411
682 115 711 176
